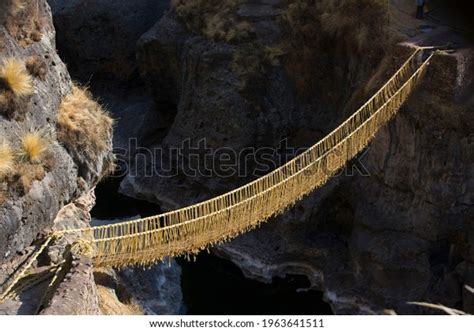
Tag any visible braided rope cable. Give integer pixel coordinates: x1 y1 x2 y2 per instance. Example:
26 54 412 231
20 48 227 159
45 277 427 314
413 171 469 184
55 48 423 238
0 235 55 302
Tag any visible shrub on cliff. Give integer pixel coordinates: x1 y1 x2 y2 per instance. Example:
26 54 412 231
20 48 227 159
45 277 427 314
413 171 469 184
0 140 14 178
0 58 33 119
0 58 33 97
19 127 50 163
0 0 43 46
9 0 25 15
0 129 52 198
0 0 25 21
57 86 114 171
25 55 47 80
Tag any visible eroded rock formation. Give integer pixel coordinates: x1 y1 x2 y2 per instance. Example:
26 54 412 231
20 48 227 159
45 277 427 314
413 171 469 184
0 0 113 314
0 0 113 266
118 0 474 314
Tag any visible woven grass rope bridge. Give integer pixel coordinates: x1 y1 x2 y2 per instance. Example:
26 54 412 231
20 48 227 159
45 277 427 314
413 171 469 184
0 47 438 301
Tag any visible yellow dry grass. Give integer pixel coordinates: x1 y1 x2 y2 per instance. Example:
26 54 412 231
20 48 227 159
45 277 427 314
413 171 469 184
0 58 33 97
9 0 26 15
0 140 14 178
15 163 46 194
96 286 143 315
19 128 49 163
57 86 113 163
25 55 47 80
0 0 26 19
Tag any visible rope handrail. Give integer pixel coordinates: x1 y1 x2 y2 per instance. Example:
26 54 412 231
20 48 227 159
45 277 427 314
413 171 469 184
93 52 432 244
0 236 54 301
86 50 433 267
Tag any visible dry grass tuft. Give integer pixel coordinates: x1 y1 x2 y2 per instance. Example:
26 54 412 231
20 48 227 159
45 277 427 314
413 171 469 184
19 128 49 163
0 0 44 46
25 55 47 80
10 0 26 15
0 126 53 198
231 43 285 93
317 0 387 53
0 58 33 119
0 134 49 196
0 58 33 97
57 86 113 163
0 0 26 19
0 140 15 178
264 46 286 67
15 163 46 194
97 285 143 315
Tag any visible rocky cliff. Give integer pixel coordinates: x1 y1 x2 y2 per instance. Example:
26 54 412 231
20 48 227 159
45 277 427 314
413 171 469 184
1 0 472 315
216 46 474 314
117 0 473 314
0 0 113 314
0 0 112 266
1 0 74 264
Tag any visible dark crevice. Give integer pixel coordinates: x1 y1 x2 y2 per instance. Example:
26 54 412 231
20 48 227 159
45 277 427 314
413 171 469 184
178 253 333 315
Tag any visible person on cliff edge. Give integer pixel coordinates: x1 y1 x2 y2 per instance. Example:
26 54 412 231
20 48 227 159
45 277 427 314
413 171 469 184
416 0 425 19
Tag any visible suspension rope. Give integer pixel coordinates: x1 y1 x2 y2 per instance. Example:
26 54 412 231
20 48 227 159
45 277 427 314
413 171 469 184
0 48 435 303
88 51 433 268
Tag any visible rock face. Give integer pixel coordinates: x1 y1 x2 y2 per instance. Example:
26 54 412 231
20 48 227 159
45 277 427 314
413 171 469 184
47 0 172 172
0 0 114 315
48 0 170 82
218 47 474 314
121 1 382 209
0 189 100 315
0 0 113 264
0 0 75 264
40 255 101 315
118 259 184 315
119 1 474 314
349 49 473 313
